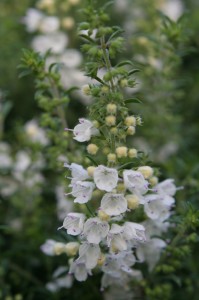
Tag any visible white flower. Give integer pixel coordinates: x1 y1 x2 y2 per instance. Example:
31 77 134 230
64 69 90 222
0 142 12 168
155 179 177 197
25 119 49 145
60 213 85 235
69 257 91 282
142 219 170 239
64 163 89 183
79 242 101 269
31 32 68 54
136 238 166 271
39 16 60 33
71 119 99 142
94 165 118 192
55 186 74 221
123 222 146 243
83 217 109 244
22 8 43 32
70 181 95 204
46 266 73 292
123 170 149 195
101 193 127 216
40 239 65 256
107 224 128 251
60 49 82 68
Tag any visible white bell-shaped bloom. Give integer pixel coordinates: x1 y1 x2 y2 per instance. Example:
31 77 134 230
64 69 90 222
31 32 68 54
101 193 127 216
144 194 174 221
22 8 43 32
136 238 166 271
79 242 101 269
70 181 95 204
142 219 170 239
123 170 149 195
60 213 85 235
40 239 57 256
73 119 99 142
155 179 177 197
123 222 146 243
94 165 118 192
83 217 109 244
107 224 128 251
64 163 89 183
69 257 91 281
39 16 60 34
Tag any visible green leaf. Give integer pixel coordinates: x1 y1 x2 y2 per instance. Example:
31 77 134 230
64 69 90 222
128 69 140 76
85 155 98 166
79 34 95 44
18 69 32 78
125 98 142 104
108 28 124 43
117 161 137 170
116 60 134 67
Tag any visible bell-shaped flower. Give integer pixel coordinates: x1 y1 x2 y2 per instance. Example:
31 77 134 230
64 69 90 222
40 239 57 256
155 179 178 196
70 181 95 204
123 222 146 243
69 257 92 281
142 219 170 239
101 193 127 216
83 217 110 244
69 118 99 142
123 170 149 195
94 165 118 192
59 212 85 235
79 242 101 269
64 163 89 183
107 224 128 252
136 238 166 271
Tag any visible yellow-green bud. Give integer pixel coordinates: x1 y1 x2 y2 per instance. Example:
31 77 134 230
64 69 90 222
101 85 109 93
149 176 158 186
62 17 75 29
117 183 126 193
82 84 91 95
92 120 100 128
106 103 117 114
120 78 128 87
103 147 110 155
87 166 96 177
116 146 128 158
107 153 117 163
137 166 153 179
65 242 79 256
105 115 116 126
128 148 137 158
110 127 118 135
53 242 65 255
125 116 136 126
127 126 136 135
126 194 140 209
136 116 142 125
97 253 106 266
68 0 80 5
87 144 99 155
98 210 110 221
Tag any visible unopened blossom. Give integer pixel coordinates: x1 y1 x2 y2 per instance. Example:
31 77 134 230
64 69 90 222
136 238 167 271
69 257 91 282
94 165 118 192
83 217 109 244
70 181 95 204
60 213 85 235
101 193 127 216
123 170 149 195
79 242 101 269
71 118 99 142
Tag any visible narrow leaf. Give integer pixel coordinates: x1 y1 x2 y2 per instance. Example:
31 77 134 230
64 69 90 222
125 98 142 104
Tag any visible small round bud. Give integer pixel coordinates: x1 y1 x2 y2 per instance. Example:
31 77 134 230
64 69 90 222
149 176 158 186
105 115 116 126
62 17 75 29
101 85 109 93
82 84 91 95
137 37 149 46
98 210 110 221
128 148 137 158
87 144 99 155
127 126 136 135
110 127 118 135
97 253 106 266
137 166 153 179
136 116 142 125
65 242 79 256
103 147 110 155
116 146 128 158
117 183 126 193
126 194 140 209
53 242 65 255
92 120 100 128
93 189 103 198
68 0 80 5
120 78 128 87
106 103 117 114
87 166 96 177
125 116 136 126
107 153 117 163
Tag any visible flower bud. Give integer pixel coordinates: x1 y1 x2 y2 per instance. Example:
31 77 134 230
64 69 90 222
92 120 100 128
53 242 65 255
136 116 142 125
65 242 80 256
87 144 99 155
126 194 140 209
128 148 137 158
103 147 110 155
116 146 128 158
62 17 75 29
82 84 91 95
126 126 136 135
97 253 106 266
117 183 126 193
101 86 109 93
105 115 116 126
125 116 136 126
110 127 118 135
68 0 80 5
106 103 117 114
98 210 110 221
87 166 96 177
120 78 128 87
107 153 117 163
137 166 153 179
149 176 158 186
